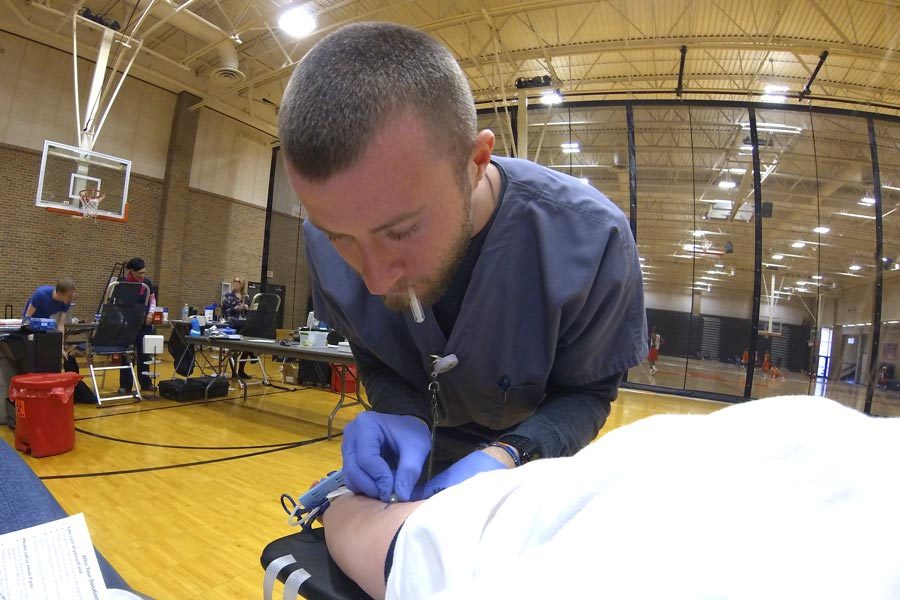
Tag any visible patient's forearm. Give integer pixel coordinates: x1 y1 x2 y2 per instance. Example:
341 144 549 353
322 494 423 600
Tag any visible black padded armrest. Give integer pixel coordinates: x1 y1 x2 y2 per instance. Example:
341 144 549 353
260 528 371 600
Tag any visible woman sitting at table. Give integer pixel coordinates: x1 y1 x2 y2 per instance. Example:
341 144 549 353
222 277 252 379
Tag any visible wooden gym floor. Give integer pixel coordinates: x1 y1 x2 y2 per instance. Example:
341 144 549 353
2 354 724 599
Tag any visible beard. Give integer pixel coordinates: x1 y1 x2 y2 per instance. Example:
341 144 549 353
382 177 474 313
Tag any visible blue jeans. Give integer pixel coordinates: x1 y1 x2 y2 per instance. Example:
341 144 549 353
119 324 154 390
0 439 133 591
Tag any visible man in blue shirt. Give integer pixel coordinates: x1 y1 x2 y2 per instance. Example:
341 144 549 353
278 23 647 502
23 278 76 337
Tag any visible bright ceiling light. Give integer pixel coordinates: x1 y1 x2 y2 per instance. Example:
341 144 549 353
811 275 823 280
791 241 806 249
849 264 862 271
813 226 830 234
278 3 317 38
692 230 706 237
718 180 737 190
561 142 580 154
772 254 784 260
541 90 562 105
761 84 789 103
739 122 802 135
859 196 876 206
796 287 810 293
723 167 746 175
739 144 753 153
715 263 724 268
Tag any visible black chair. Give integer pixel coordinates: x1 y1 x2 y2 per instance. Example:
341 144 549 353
81 281 149 406
231 293 281 383
261 528 370 600
241 293 281 339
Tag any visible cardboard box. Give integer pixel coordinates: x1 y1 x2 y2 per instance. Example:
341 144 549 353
282 362 298 384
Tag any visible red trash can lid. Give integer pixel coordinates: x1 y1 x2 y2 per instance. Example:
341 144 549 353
10 372 83 389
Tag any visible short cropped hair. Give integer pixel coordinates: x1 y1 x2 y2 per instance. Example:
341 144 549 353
278 22 476 185
56 277 76 294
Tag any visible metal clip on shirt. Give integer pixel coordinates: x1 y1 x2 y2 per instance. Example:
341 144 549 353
425 354 459 481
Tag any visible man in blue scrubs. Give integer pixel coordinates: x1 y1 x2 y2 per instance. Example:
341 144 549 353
279 23 647 502
23 278 76 337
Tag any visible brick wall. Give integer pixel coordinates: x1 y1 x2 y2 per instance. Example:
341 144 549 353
0 145 269 320
177 187 266 311
0 141 163 319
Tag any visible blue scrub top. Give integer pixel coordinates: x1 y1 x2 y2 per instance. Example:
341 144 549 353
305 156 648 430
23 285 71 319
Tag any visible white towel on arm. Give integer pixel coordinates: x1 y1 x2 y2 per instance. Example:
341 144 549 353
386 396 900 599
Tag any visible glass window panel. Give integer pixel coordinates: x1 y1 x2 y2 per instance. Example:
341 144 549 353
754 109 819 398
628 106 695 391
873 120 900 416
807 113 875 411
681 107 755 398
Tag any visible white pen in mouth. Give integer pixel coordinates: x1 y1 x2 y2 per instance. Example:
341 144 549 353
408 286 425 323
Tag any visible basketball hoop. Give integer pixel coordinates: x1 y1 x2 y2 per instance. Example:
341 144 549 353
79 188 104 222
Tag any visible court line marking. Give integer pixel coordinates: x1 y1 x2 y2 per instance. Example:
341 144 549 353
73 386 312 421
40 434 338 480
72 427 322 450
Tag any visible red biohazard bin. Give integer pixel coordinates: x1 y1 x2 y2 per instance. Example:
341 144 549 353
330 365 357 394
10 371 82 457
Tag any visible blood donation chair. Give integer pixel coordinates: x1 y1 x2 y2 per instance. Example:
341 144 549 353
261 529 370 600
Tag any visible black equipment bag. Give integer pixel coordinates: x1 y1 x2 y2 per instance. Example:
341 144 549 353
160 376 229 401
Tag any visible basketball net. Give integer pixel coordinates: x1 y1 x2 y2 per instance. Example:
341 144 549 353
79 188 104 223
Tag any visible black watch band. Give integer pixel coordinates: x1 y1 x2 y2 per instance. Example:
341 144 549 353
497 434 542 464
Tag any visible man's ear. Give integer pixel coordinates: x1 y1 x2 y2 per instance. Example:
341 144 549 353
470 129 496 184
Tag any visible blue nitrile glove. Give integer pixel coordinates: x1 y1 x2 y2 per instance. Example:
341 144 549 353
342 411 431 502
411 450 507 501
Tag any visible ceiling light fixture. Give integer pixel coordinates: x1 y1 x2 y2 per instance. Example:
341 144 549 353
811 275 823 280
560 142 580 154
739 122 802 135
718 180 737 190
540 90 563 105
813 226 830 234
859 196 876 206
791 241 806 249
761 84 789 103
715 263 725 268
849 264 862 271
772 254 784 260
278 3 317 38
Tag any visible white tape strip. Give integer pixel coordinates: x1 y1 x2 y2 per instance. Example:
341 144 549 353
325 485 353 501
263 554 296 600
282 567 312 599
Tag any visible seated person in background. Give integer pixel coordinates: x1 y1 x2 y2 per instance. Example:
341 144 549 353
117 258 157 394
23 278 76 340
222 276 250 322
222 276 252 379
318 396 900 600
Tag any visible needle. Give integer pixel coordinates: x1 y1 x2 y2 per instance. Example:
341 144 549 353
384 492 399 509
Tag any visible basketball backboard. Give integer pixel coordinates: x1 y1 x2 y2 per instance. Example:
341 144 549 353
35 140 131 221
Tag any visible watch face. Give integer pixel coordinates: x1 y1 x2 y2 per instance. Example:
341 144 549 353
500 435 540 463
